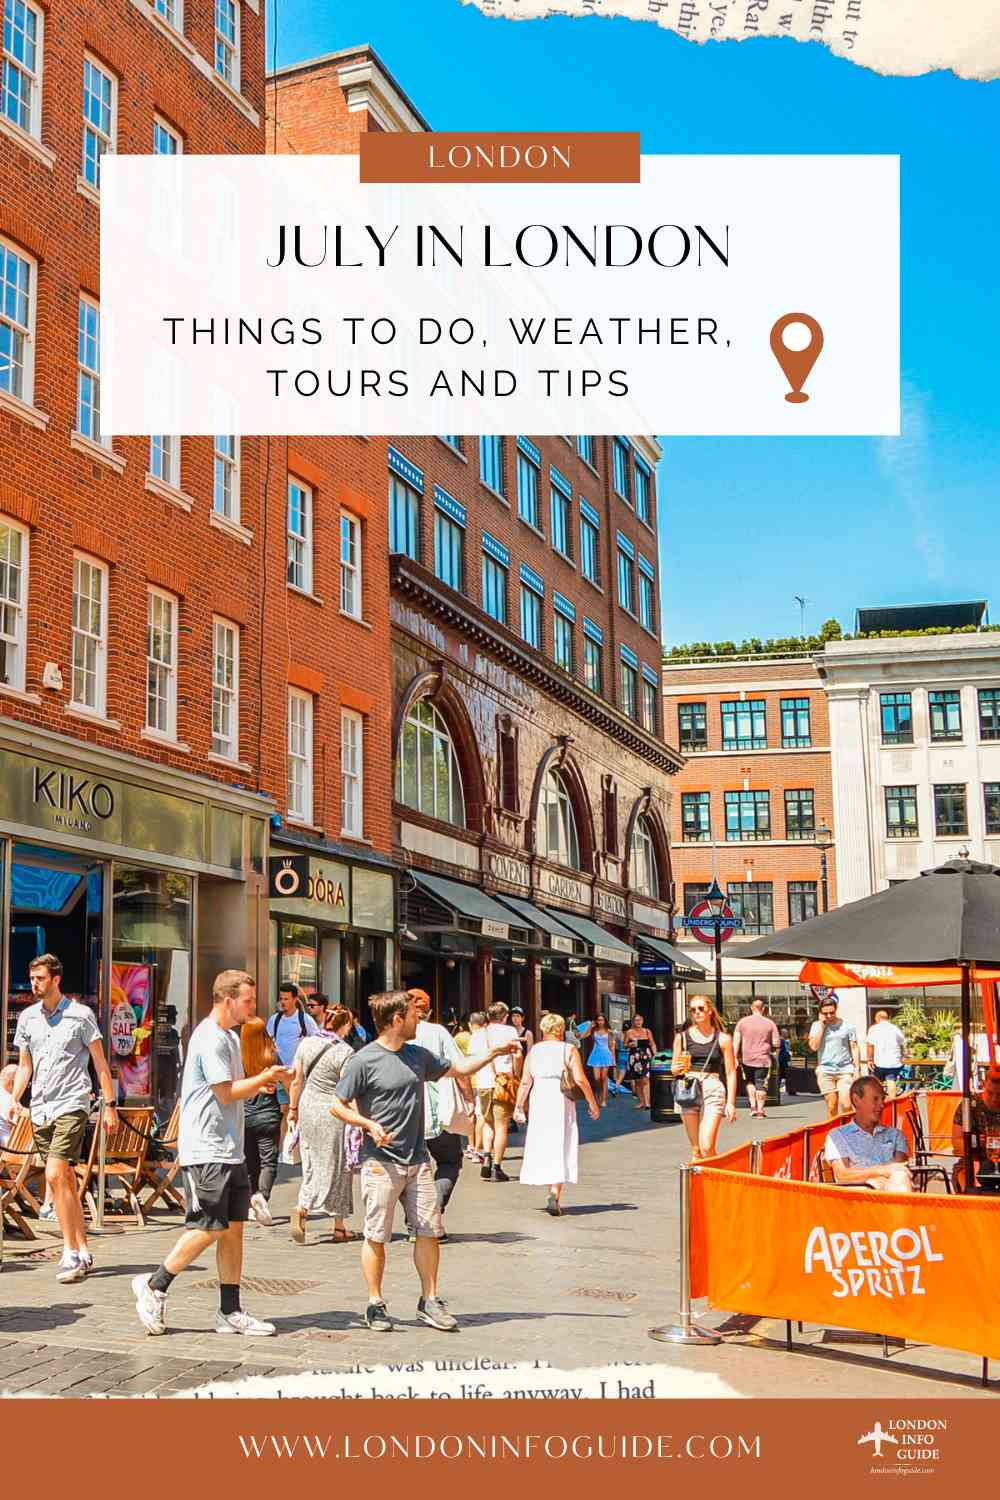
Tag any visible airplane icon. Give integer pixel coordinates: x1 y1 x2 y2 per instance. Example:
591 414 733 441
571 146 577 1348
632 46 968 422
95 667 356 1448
858 1423 898 1458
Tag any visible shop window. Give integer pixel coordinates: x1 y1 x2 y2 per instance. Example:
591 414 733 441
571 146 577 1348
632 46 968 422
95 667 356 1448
630 814 659 897
537 767 580 869
278 920 319 994
111 864 192 1117
396 697 466 827
6 843 101 1061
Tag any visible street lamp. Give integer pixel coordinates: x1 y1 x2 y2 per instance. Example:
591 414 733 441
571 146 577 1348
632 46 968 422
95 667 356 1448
814 821 833 913
705 878 726 1015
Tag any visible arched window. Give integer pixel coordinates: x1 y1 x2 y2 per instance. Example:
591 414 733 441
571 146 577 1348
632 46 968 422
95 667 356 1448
630 815 659 897
396 699 466 826
537 768 580 870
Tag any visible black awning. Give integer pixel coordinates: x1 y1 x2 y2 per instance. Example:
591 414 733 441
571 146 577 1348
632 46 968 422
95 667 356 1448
491 895 585 954
547 910 635 965
638 936 706 980
411 872 530 944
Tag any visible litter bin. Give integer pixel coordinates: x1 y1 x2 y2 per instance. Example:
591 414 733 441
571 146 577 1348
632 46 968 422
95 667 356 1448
649 1053 676 1123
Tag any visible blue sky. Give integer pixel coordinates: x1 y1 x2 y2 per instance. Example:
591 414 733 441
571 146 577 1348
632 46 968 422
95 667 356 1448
268 1 1000 647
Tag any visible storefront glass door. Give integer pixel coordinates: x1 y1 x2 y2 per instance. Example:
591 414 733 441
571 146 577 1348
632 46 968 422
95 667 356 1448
111 864 192 1120
5 842 103 1060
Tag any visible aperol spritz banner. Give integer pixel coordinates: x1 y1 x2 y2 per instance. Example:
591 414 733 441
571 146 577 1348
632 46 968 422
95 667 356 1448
690 1167 1000 1360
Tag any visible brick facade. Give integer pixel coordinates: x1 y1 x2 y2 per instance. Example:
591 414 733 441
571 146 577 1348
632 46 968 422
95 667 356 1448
661 656 837 933
267 48 680 1031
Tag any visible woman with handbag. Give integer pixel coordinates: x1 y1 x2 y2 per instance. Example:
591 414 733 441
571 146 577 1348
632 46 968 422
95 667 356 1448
514 1012 600 1216
287 1005 359 1246
671 996 737 1160
624 1014 656 1111
240 1018 283 1227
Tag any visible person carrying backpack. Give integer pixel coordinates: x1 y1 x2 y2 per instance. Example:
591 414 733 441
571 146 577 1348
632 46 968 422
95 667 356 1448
266 982 319 1142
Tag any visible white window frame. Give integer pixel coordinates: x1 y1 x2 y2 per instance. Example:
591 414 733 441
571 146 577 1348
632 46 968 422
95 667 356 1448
153 0 183 33
152 113 181 154
149 433 180 488
0 236 36 405
76 293 104 445
287 476 312 592
214 435 240 521
340 510 362 618
341 707 363 837
0 516 28 691
211 616 239 761
81 53 116 189
214 0 240 90
145 586 177 737
287 687 313 825
538 768 580 870
70 552 108 716
1 0 43 140
630 816 659 898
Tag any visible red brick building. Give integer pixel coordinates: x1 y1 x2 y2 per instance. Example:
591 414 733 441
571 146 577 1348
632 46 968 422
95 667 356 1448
661 651 837 1034
0 0 279 1110
267 48 688 1043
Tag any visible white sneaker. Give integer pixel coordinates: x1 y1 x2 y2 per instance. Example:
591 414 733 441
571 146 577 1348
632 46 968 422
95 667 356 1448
56 1252 88 1285
132 1273 168 1335
250 1192 274 1227
39 1203 56 1221
215 1309 276 1336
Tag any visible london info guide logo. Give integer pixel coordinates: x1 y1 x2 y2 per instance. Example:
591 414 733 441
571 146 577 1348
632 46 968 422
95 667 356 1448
855 1417 947 1476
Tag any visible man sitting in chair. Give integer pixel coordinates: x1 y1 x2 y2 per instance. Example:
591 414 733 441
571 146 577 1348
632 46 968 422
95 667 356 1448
951 1069 1000 1191
824 1076 912 1191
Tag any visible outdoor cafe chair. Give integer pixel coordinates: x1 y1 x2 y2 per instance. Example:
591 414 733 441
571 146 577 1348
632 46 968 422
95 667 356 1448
137 1101 184 1217
75 1106 155 1228
0 1112 39 1239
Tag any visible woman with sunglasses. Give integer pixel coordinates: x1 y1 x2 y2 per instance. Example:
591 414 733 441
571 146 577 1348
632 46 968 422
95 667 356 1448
671 995 737 1160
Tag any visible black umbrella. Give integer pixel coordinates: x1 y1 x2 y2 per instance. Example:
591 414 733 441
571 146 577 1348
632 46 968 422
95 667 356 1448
740 858 1000 1190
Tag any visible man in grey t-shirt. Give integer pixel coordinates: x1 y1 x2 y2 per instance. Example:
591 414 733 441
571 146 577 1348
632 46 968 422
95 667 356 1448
132 971 291 1339
809 997 860 1117
331 990 518 1334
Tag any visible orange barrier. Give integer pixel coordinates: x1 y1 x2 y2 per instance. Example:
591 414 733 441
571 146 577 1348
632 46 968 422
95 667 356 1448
925 1090 962 1154
703 1141 754 1173
757 1128 806 1181
690 1167 1000 1362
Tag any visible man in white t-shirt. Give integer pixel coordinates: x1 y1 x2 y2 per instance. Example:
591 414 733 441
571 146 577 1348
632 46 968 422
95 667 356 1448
476 1001 522 1183
406 990 473 1240
866 1009 907 1098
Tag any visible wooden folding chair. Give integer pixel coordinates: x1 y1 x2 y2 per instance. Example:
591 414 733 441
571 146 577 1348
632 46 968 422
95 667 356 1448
138 1101 184 1217
0 1113 39 1239
76 1107 155 1227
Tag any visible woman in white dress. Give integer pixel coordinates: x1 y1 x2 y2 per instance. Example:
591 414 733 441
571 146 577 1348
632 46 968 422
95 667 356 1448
514 1012 599 1216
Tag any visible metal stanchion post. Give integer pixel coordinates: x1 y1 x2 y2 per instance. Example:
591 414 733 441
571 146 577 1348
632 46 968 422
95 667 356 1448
95 1114 107 1231
750 1139 762 1175
649 1164 721 1346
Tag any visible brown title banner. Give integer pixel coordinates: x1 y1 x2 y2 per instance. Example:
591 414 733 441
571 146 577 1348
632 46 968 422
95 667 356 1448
359 131 641 183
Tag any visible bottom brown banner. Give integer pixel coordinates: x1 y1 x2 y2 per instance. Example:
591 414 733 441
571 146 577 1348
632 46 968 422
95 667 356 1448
4 1397 988 1495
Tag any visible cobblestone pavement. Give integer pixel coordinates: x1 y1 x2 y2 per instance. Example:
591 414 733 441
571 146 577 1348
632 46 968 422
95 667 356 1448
0 1093 992 1398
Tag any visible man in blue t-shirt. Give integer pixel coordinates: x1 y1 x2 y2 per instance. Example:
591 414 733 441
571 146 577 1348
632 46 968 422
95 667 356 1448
267 982 319 1140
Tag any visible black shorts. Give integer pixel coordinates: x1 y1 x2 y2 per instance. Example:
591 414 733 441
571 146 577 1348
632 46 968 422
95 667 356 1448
743 1066 770 1089
182 1161 251 1231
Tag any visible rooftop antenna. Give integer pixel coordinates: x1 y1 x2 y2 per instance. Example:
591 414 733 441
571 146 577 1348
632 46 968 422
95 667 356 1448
794 594 809 635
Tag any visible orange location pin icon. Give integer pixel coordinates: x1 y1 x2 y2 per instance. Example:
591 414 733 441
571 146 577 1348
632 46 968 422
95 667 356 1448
770 313 824 403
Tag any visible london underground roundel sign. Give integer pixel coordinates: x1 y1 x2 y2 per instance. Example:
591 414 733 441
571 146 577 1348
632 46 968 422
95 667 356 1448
687 899 739 945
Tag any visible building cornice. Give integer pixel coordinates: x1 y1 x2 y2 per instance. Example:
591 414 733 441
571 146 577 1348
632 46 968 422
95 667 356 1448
391 556 683 776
